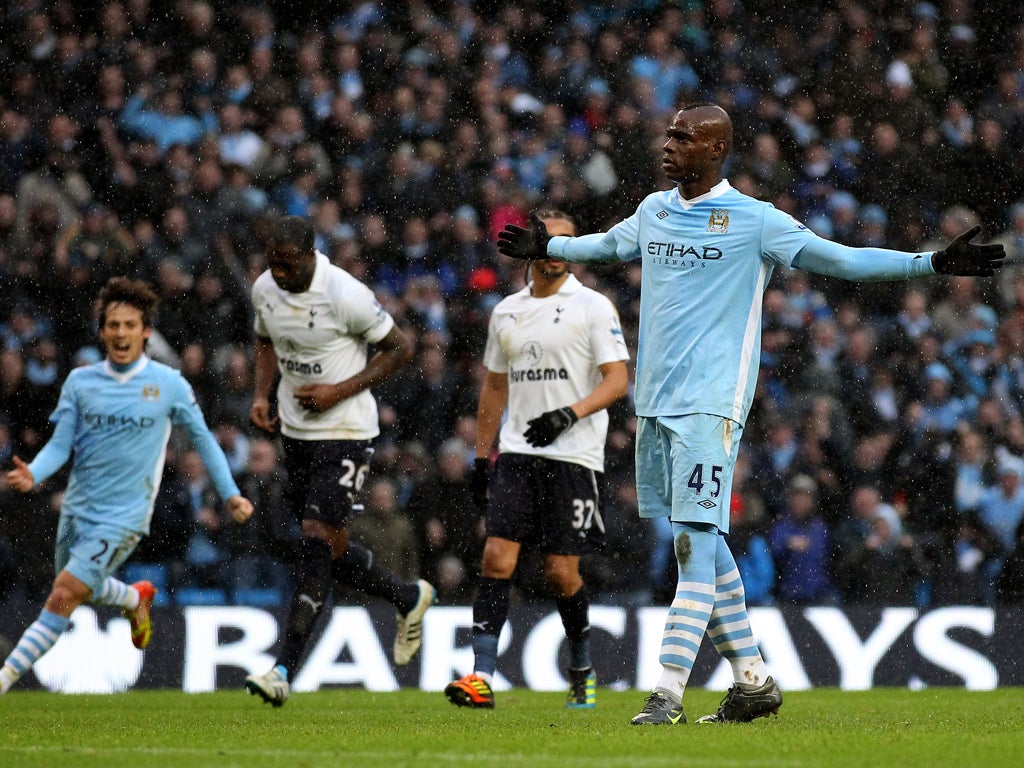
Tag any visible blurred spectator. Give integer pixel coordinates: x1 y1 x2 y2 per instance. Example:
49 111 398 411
836 326 882 436
892 287 934 349
750 418 802 519
728 492 775 607
129 454 193 592
856 122 923 222
183 270 251 353
209 347 256 430
178 342 218 414
917 509 999 606
226 438 294 594
218 103 266 171
833 485 896 567
347 477 420 586
405 438 483 602
391 345 469 453
954 429 993 514
955 118 1018 236
213 419 250 476
839 501 929 606
119 86 217 154
1 302 50 352
768 475 835 604
914 363 968 438
977 455 1024 563
0 348 52 453
995 201 1024 308
14 114 92 246
736 133 795 201
932 274 994 346
583 478 656 607
180 448 230 588
996 517 1024 603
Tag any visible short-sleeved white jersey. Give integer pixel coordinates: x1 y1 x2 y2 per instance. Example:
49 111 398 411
252 252 394 440
483 274 629 471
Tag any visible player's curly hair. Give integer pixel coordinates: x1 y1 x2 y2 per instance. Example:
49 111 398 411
96 277 160 327
270 215 315 251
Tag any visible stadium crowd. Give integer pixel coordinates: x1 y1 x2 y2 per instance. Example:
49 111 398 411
2 0 1024 611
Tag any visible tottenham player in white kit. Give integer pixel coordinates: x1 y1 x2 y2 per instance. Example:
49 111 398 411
245 216 434 707
445 210 629 710
498 104 1004 725
2 277 254 695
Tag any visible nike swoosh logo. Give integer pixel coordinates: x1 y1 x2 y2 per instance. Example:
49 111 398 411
667 711 684 724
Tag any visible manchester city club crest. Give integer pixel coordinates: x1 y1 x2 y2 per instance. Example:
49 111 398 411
707 209 730 233
141 385 160 401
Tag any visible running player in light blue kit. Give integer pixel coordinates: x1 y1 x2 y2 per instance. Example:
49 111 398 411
498 103 1004 725
1 277 253 695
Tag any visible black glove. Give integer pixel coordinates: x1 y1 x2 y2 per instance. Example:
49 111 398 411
497 211 551 260
524 407 579 447
471 457 490 510
932 225 1005 277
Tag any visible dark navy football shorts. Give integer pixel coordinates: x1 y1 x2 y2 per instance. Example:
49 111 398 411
486 452 604 555
282 436 373 528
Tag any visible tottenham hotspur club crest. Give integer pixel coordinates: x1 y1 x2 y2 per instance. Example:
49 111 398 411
707 208 729 233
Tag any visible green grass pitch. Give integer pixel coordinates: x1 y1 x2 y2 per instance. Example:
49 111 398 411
3 688 1023 768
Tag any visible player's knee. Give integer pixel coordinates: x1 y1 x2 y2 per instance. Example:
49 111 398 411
674 531 691 568
480 547 516 579
301 520 347 557
543 561 581 597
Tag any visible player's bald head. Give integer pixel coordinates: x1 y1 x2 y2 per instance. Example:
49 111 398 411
676 103 733 158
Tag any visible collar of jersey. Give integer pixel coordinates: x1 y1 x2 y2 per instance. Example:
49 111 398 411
307 251 330 293
675 179 732 209
103 354 150 384
525 272 582 298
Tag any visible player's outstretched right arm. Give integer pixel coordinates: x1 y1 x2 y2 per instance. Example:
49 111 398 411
497 212 551 260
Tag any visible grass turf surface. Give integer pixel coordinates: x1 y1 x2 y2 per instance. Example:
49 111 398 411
3 688 1023 768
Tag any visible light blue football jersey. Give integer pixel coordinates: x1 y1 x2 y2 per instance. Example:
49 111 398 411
28 356 240 534
551 181 817 426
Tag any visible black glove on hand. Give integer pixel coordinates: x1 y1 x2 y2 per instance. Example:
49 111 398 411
932 225 1005 277
471 458 490 510
524 407 579 447
497 211 551 260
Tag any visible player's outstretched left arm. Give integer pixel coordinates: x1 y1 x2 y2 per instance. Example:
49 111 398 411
793 225 1006 282
931 226 1006 277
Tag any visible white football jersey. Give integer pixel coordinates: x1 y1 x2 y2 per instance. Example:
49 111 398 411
483 274 629 471
252 252 394 440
